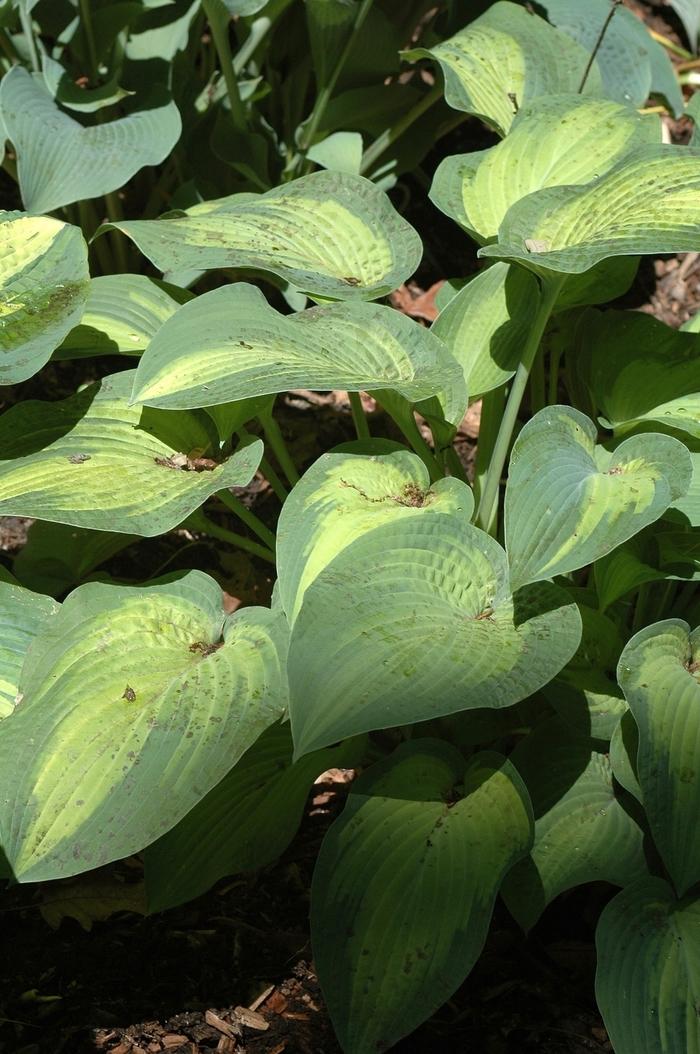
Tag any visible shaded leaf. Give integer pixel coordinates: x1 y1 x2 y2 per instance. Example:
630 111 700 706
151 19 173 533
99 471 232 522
0 581 59 720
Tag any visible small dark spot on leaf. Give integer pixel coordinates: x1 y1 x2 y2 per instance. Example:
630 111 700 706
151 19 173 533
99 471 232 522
68 453 91 464
122 685 136 702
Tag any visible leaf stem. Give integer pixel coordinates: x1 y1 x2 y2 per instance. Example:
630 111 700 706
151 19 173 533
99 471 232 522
360 82 442 175
548 340 563 405
0 28 20 63
78 0 100 83
473 388 506 535
348 391 371 440
578 0 624 93
202 0 247 131
18 3 40 72
104 191 129 273
216 488 277 550
188 510 276 564
259 411 300 485
298 0 373 156
476 277 564 532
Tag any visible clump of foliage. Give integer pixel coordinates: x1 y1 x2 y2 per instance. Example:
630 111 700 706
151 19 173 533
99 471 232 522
1 1 700 1051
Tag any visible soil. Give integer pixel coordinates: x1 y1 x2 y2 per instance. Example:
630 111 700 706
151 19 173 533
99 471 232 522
1 3 698 1053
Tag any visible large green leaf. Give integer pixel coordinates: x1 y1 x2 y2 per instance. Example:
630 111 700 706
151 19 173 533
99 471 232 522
57 275 187 360
288 514 581 755
0 67 182 214
505 406 692 590
0 581 59 720
0 371 263 536
430 96 659 245
502 716 646 932
130 283 461 409
41 56 133 114
1 212 89 384
594 533 667 611
312 740 533 1054
100 171 423 302
480 146 700 277
276 445 474 624
595 878 700 1054
577 310 700 440
669 442 700 527
431 263 539 399
542 0 682 113
404 1 602 136
618 620 700 895
0 572 288 882
670 0 700 49
145 723 361 912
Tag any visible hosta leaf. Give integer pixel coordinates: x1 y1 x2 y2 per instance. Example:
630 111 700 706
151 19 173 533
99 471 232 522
145 723 362 912
595 878 700 1054
431 263 539 398
312 740 533 1054
430 96 659 244
41 56 133 113
658 531 700 578
610 709 643 804
0 581 59 720
0 67 182 214
131 283 460 409
0 572 288 882
404 1 602 136
594 534 667 611
670 0 700 49
669 442 700 526
276 445 474 624
306 0 358 91
542 0 681 112
288 514 581 755
480 145 700 277
101 171 422 302
618 620 700 895
39 871 146 931
505 406 692 590
578 310 700 439
0 371 263 536
1 212 90 384
57 275 187 360
13 522 137 597
502 716 646 932
543 605 627 739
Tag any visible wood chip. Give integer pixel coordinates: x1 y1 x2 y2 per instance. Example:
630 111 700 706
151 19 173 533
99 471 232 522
267 1044 288 1054
234 1006 269 1031
162 1037 189 1049
264 990 289 1015
205 1010 238 1038
248 984 275 1012
216 1037 237 1053
110 1044 133 1054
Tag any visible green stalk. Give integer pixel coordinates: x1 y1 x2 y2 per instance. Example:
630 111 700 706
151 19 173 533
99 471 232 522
348 391 371 441
259 455 289 502
360 82 442 175
548 340 563 405
473 388 506 536
79 198 115 274
529 346 545 415
385 406 442 483
632 581 653 632
104 191 129 273
259 412 300 485
0 28 20 63
233 0 295 73
78 0 100 83
297 0 373 155
18 4 40 71
188 510 275 564
202 0 247 131
216 488 277 550
477 278 564 532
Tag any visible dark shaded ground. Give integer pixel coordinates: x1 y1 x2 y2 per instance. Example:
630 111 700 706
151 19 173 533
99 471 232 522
1 3 698 1053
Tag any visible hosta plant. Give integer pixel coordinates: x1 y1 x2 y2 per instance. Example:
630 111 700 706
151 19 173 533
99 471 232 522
1 1 700 1052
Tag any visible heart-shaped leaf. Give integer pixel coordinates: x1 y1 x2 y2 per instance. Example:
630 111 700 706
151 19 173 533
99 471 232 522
57 275 187 360
0 67 182 214
430 96 659 244
312 740 533 1054
502 716 646 932
13 521 138 597
131 283 461 410
541 0 682 113
0 572 288 882
404 1 602 136
595 878 700 1054
276 445 474 624
431 262 540 398
577 310 700 440
145 723 362 912
1 212 89 384
0 581 59 720
618 620 700 895
505 406 692 590
480 146 700 277
100 170 422 302
288 513 581 756
0 371 263 535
